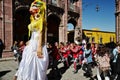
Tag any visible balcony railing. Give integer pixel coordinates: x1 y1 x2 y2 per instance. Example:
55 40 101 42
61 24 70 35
68 3 80 13
47 0 80 13
47 0 65 9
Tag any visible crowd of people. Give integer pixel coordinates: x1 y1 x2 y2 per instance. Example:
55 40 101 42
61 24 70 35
46 41 120 80
11 40 120 80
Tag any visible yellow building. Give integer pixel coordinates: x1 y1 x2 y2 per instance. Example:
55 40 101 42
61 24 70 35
82 29 116 44
68 29 116 44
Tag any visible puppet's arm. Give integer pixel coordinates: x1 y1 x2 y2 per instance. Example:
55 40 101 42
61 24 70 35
37 30 43 58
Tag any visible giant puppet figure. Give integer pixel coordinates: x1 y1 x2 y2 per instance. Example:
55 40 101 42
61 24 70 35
14 0 49 80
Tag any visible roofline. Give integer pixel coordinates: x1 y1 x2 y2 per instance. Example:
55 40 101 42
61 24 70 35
68 29 115 33
82 29 115 33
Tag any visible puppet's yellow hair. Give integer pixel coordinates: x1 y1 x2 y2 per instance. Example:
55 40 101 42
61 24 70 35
34 0 42 1
28 0 46 37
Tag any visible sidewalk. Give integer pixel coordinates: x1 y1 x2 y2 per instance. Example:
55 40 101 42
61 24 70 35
0 57 15 62
0 51 15 62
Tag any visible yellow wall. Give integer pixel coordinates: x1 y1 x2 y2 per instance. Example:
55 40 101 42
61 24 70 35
83 30 116 44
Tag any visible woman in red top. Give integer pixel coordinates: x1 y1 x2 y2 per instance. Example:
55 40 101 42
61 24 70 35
70 43 79 73
91 43 98 67
78 45 84 65
59 42 69 68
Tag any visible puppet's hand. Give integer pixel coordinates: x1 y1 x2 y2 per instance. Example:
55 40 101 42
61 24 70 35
37 51 43 58
26 41 30 45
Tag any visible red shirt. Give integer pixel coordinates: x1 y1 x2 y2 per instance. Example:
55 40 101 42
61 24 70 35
71 46 79 58
60 47 68 58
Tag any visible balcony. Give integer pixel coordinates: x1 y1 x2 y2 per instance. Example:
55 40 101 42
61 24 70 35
68 3 80 13
47 0 65 9
47 0 80 13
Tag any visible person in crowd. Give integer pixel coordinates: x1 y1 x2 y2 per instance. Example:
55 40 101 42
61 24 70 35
11 41 19 61
91 43 96 58
95 45 110 80
49 42 62 78
17 41 25 64
55 42 59 49
14 0 49 80
110 43 120 80
59 42 69 68
116 48 120 80
0 39 5 58
82 43 93 77
47 43 53 67
73 41 83 66
91 43 97 67
64 42 71 66
78 43 84 66
50 42 60 70
70 43 79 73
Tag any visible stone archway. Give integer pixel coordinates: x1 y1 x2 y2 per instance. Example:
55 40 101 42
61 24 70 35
68 18 77 28
67 18 77 42
47 13 61 43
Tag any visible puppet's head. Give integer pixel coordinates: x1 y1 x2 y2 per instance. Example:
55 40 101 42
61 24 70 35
28 0 46 37
29 0 46 15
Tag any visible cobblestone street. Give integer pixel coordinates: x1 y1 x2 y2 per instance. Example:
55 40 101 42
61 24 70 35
0 58 18 80
0 58 97 80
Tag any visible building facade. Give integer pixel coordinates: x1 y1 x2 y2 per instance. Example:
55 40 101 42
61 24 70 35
68 29 116 44
47 0 82 43
115 0 120 42
0 0 13 51
83 29 116 44
0 0 82 51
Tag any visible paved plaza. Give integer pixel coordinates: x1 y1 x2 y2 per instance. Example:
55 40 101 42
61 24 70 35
0 58 97 80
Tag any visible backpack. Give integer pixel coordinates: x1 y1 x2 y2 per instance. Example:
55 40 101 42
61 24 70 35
96 54 110 71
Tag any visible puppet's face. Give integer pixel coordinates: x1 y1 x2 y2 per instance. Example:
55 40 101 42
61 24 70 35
29 1 43 15
29 3 39 15
29 0 45 16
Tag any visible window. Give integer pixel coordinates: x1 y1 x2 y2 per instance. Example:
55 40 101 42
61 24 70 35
110 36 112 42
92 37 95 43
99 37 102 44
113 37 115 42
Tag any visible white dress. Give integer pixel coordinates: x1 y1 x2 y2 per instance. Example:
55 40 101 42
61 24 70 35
15 30 49 80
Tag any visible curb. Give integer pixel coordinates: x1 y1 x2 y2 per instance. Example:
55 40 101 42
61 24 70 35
0 57 15 62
